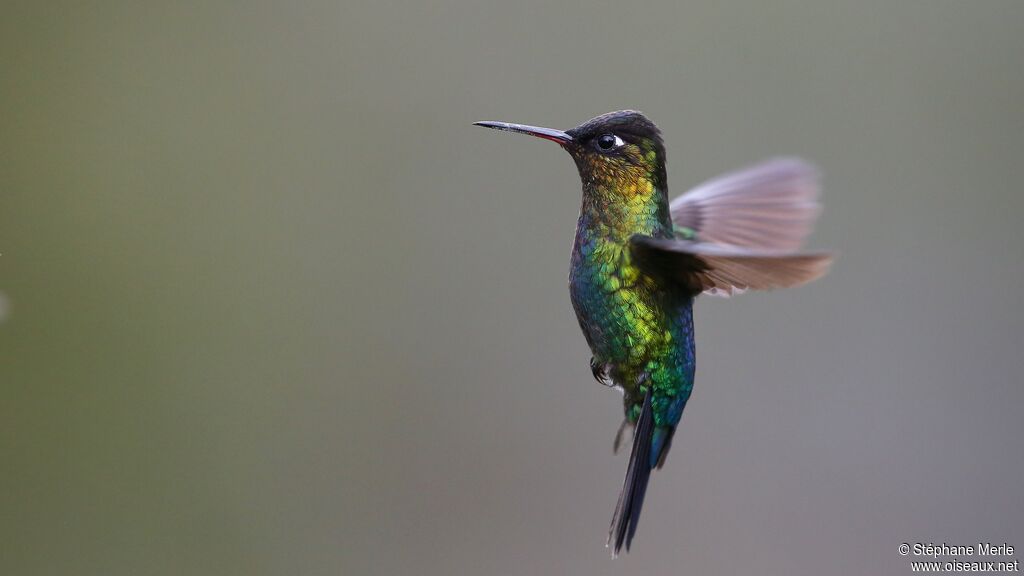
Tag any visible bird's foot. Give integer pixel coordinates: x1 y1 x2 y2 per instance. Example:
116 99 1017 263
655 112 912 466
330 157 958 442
590 357 613 387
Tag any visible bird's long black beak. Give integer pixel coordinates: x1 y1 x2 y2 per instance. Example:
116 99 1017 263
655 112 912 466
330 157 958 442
473 121 573 145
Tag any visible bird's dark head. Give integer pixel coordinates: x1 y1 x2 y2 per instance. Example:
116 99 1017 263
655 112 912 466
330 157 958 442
474 110 667 194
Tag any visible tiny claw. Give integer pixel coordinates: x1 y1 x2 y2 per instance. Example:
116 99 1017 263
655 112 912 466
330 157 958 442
590 357 612 386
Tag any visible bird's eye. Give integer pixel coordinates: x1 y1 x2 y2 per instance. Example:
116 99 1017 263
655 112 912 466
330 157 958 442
595 133 624 152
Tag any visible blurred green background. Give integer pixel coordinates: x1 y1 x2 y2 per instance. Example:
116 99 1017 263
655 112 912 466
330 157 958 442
2 1 1022 574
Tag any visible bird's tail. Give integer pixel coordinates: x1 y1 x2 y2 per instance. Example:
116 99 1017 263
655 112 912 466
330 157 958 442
607 389 655 557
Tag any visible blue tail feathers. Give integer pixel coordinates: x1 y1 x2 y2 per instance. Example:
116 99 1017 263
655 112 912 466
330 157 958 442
608 389 655 557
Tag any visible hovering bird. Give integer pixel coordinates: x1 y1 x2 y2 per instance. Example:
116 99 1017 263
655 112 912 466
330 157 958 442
474 111 831 556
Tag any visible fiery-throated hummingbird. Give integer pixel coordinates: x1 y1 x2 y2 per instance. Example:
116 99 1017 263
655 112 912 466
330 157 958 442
474 110 832 556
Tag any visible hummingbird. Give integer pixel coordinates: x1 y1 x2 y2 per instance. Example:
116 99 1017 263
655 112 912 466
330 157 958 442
474 110 831 556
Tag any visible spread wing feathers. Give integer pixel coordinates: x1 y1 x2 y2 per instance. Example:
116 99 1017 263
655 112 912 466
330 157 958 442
670 158 822 251
630 236 833 297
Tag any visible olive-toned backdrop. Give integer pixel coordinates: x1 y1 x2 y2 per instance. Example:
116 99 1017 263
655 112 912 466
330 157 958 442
2 1 1022 574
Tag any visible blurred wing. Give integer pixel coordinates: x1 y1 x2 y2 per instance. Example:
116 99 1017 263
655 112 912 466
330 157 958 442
670 158 821 251
630 236 833 297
